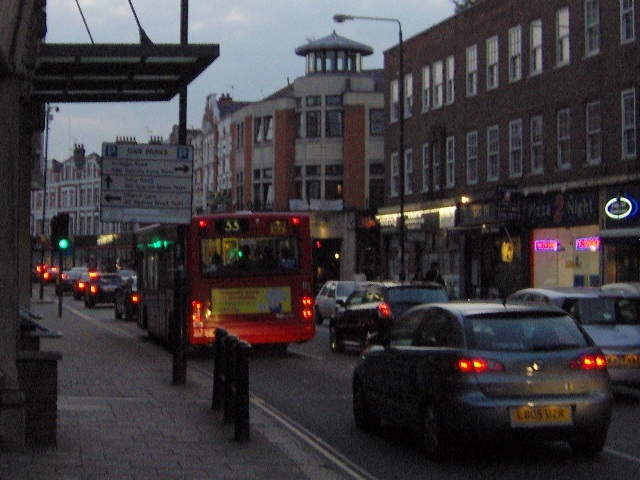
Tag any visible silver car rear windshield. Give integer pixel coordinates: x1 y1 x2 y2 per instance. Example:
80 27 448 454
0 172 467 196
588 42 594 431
387 288 448 304
466 316 589 352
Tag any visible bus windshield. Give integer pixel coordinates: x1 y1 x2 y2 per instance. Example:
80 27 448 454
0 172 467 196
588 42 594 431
200 235 300 276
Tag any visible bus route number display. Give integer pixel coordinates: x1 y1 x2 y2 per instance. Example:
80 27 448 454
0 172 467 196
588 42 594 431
215 219 249 235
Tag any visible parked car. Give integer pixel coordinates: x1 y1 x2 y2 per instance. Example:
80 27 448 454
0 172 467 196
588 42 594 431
314 280 359 325
84 272 124 308
73 270 98 300
114 275 140 321
352 302 613 460
56 266 89 295
507 287 640 387
330 281 449 352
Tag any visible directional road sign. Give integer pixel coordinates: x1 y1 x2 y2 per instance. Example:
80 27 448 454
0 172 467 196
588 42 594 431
100 142 193 224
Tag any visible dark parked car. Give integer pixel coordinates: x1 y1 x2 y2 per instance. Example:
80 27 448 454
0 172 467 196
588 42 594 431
330 281 448 352
84 272 124 308
507 287 640 386
56 266 89 295
352 302 613 460
114 275 140 321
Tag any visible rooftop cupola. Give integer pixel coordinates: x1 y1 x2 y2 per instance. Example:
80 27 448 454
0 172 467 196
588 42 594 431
295 30 373 74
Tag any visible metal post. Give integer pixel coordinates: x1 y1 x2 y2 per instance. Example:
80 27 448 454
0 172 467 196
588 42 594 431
57 249 63 317
333 14 405 280
234 340 251 442
212 328 227 410
172 0 189 385
222 335 237 424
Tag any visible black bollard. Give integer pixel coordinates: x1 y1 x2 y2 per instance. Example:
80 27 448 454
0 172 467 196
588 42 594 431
234 340 251 442
222 335 238 424
212 328 227 411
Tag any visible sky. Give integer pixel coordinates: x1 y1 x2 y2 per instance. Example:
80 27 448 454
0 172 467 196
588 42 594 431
45 0 455 162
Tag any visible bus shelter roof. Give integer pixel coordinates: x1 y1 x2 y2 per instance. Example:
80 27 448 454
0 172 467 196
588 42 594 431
27 42 220 103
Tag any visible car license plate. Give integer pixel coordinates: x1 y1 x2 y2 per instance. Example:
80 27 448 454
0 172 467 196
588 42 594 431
510 405 572 427
606 354 640 367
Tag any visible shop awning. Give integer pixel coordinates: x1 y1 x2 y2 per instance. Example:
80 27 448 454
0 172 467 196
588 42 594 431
27 42 220 103
598 228 640 239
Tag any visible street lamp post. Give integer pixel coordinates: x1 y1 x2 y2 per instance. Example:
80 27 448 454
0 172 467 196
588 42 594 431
39 104 59 300
333 14 406 281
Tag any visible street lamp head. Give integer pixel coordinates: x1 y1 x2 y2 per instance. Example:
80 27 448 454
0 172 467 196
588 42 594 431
333 14 353 23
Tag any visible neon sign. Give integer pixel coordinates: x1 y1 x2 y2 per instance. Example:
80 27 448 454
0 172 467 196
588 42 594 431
534 239 560 251
575 237 601 251
605 196 635 220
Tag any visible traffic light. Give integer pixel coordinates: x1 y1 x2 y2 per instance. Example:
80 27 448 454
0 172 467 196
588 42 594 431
50 213 70 251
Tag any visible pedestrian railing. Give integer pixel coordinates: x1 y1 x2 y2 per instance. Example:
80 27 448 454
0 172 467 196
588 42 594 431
211 327 251 442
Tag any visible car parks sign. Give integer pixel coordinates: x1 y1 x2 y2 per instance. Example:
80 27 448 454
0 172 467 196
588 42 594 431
100 142 193 224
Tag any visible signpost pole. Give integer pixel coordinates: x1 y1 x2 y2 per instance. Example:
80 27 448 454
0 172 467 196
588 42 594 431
172 0 189 386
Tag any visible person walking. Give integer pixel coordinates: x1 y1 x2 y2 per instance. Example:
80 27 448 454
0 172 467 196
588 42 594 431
423 261 445 286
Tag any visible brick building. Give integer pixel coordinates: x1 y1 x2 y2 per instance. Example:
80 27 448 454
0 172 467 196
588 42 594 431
379 0 640 298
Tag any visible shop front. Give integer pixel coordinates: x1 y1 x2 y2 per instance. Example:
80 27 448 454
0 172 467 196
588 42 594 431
522 188 600 288
457 196 526 300
600 184 640 283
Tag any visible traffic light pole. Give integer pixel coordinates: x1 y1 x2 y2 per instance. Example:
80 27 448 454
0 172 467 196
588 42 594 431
57 249 63 317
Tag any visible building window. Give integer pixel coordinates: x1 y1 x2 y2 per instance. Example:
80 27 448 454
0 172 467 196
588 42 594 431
325 110 343 138
306 95 321 107
586 100 602 164
445 137 455 188
236 122 245 148
466 44 478 97
432 142 442 192
509 119 523 177
509 26 522 82
306 111 321 138
556 7 570 66
306 180 321 200
325 180 343 200
390 79 399 122
326 95 342 106
263 115 273 141
621 0 635 43
585 0 600 56
422 142 431 192
404 73 413 118
557 108 571 169
530 19 543 75
622 89 637 159
433 60 444 108
487 125 500 181
404 149 413 195
254 117 262 143
391 152 399 197
486 36 499 90
422 66 431 112
445 55 455 104
466 131 478 185
530 115 544 174
236 171 244 208
369 109 385 136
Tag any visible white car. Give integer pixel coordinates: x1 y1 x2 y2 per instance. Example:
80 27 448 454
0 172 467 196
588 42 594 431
314 281 358 325
507 287 640 387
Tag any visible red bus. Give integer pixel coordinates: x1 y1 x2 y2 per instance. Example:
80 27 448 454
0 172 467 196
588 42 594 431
136 212 315 348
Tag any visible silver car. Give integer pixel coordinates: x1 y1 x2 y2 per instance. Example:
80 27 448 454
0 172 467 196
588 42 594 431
353 302 613 460
314 280 358 325
508 287 640 387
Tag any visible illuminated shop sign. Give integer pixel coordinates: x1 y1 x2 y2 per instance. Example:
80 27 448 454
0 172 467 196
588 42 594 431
534 239 560 251
605 196 636 220
575 237 601 251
